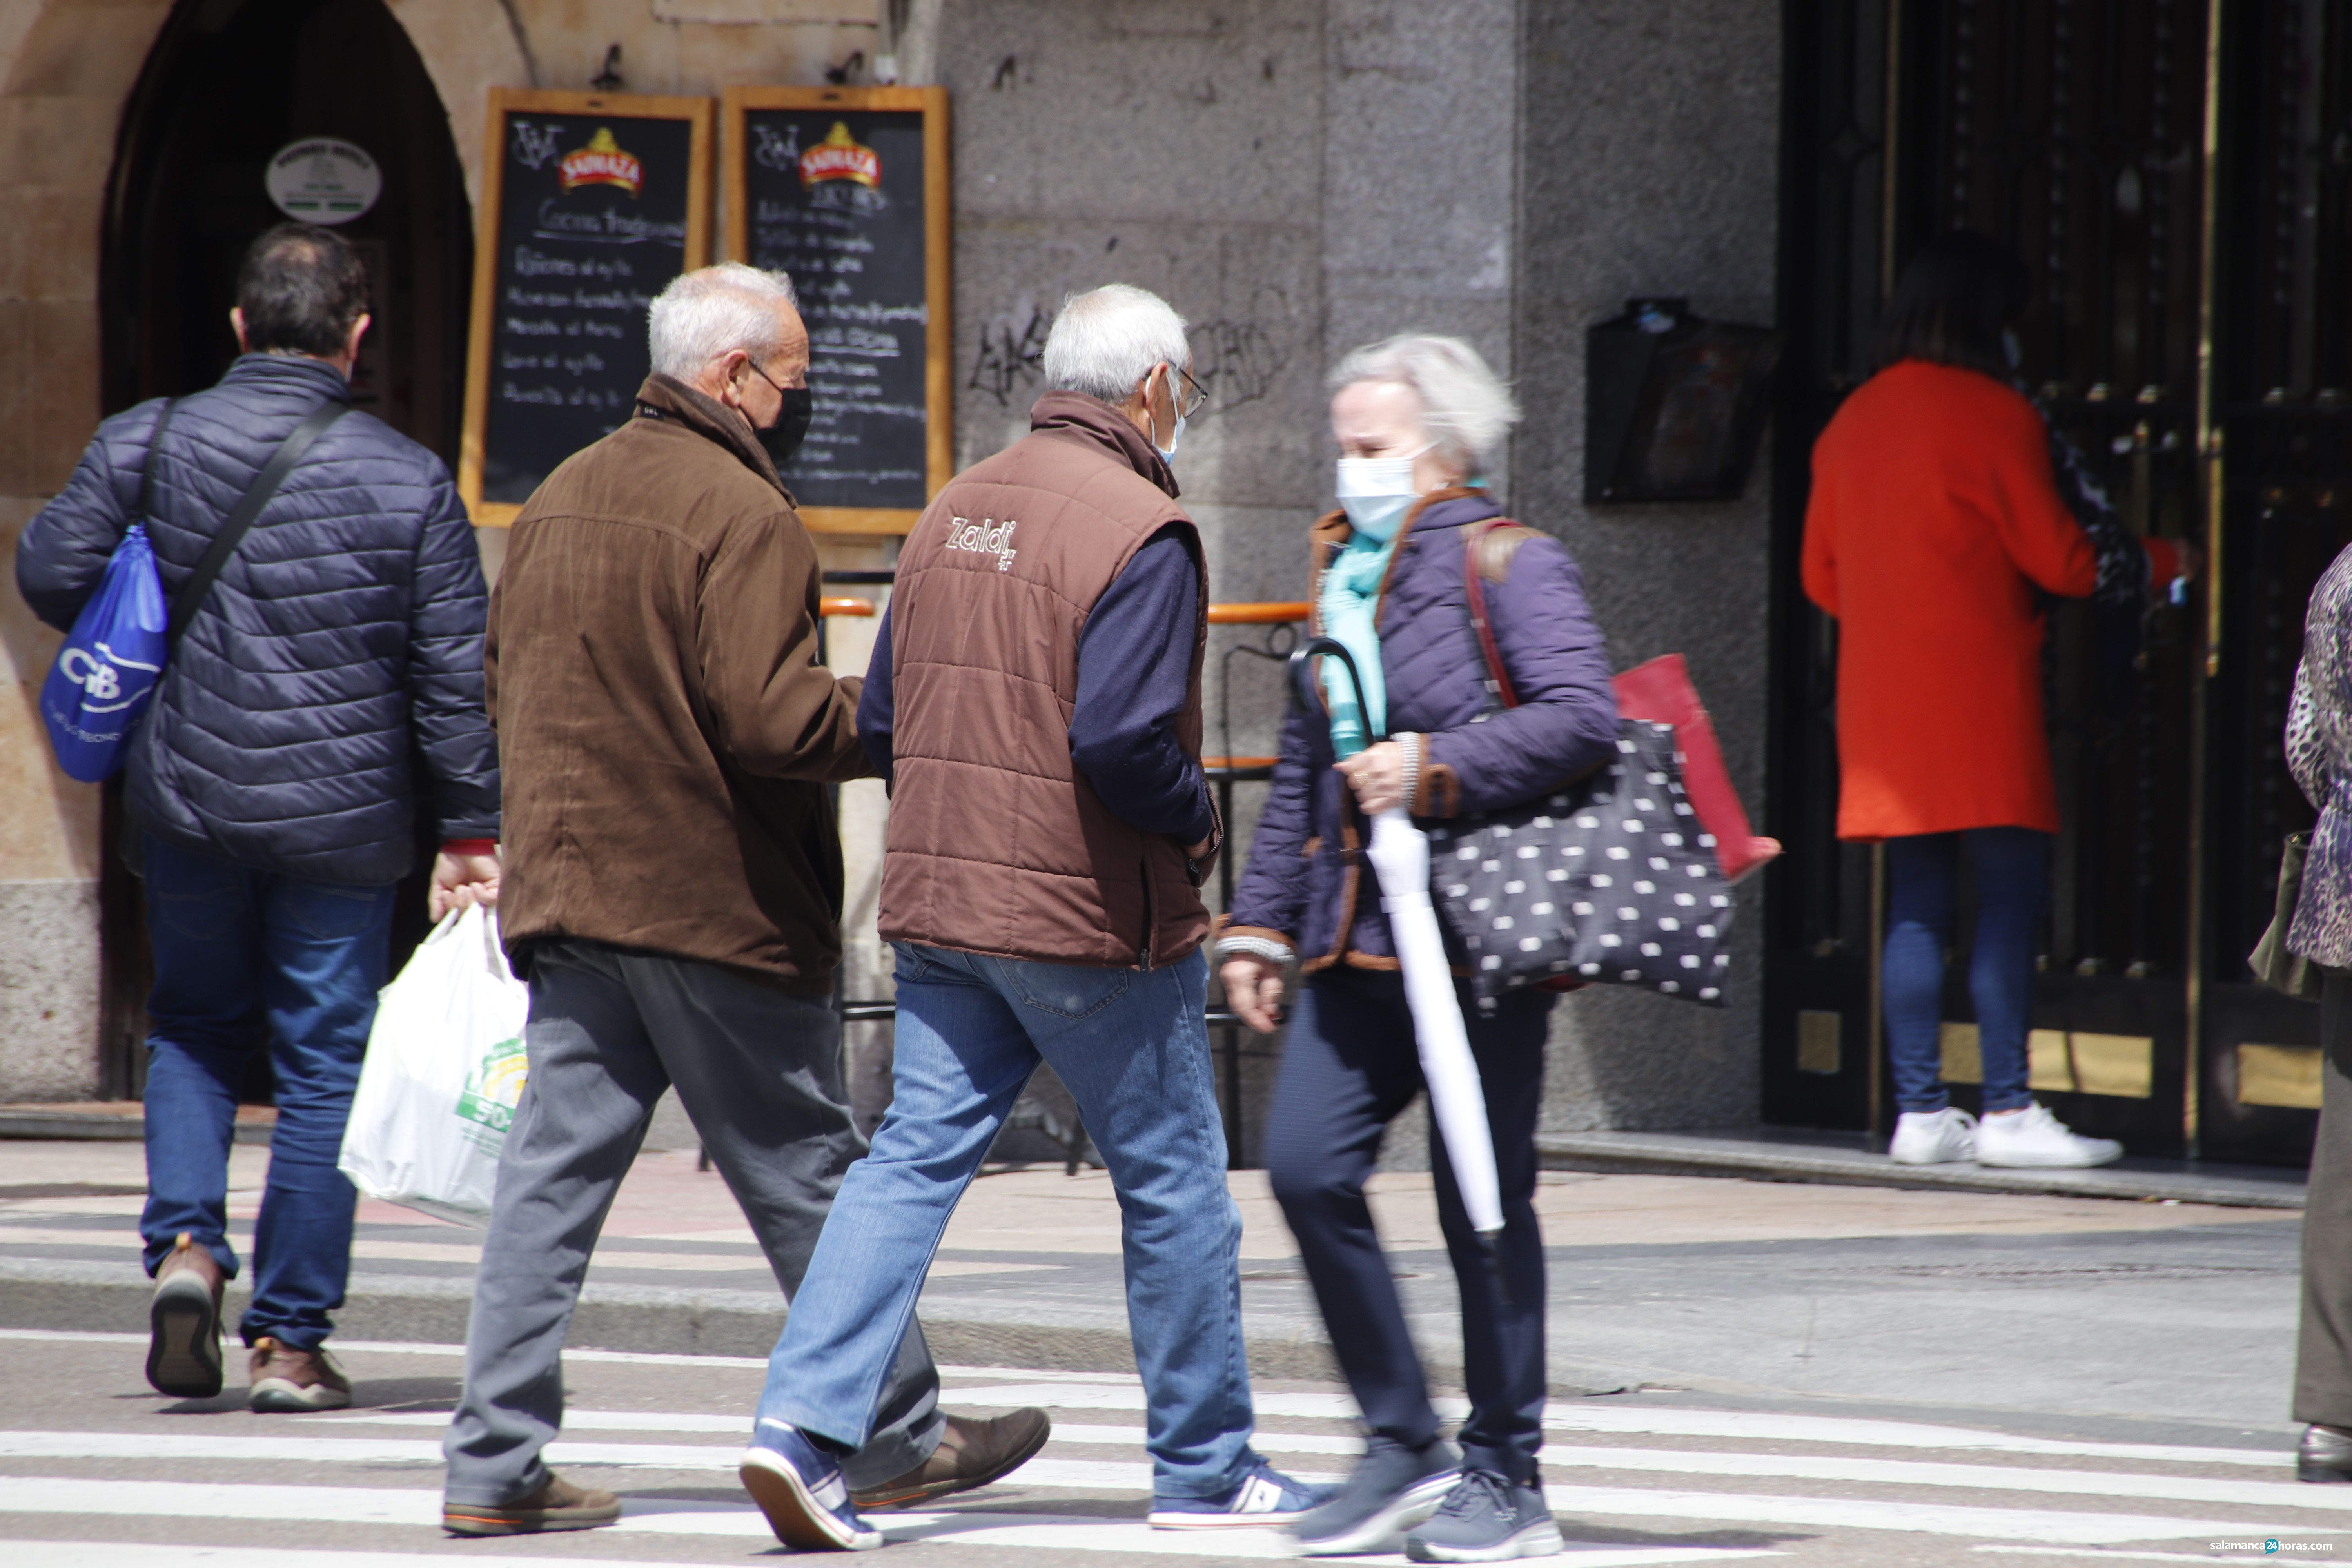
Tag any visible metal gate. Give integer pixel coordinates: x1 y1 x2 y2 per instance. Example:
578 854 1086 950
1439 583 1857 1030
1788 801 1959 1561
1767 0 2352 1162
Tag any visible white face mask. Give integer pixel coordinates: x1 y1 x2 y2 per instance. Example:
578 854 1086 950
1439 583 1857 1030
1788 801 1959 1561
1334 443 1434 542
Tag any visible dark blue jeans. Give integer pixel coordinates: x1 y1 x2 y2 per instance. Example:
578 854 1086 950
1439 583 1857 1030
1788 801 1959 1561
139 835 396 1349
1883 827 2050 1116
1264 969 1554 1487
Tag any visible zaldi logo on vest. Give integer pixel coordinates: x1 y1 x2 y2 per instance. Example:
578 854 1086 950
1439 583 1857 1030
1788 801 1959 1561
944 516 1019 572
558 129 643 196
799 122 881 189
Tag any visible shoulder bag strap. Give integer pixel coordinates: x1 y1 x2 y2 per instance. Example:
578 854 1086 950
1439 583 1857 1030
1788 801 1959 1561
134 400 177 525
1461 518 1522 710
167 401 349 650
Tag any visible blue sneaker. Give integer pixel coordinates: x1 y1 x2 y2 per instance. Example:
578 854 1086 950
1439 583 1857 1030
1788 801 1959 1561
739 1419 882 1551
1149 1456 1333 1530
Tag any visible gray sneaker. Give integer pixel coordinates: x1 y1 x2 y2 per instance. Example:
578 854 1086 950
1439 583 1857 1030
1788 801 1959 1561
1404 1470 1563 1563
1292 1436 1461 1556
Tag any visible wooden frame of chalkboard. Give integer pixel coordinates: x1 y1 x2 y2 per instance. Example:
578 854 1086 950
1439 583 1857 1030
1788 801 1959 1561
460 89 714 527
723 85 951 535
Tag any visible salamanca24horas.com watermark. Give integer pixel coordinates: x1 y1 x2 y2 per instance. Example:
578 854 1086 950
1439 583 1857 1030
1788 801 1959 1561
2211 1542 2335 1554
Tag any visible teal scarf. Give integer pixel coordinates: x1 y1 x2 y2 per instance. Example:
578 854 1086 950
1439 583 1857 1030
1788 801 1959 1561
1318 530 1399 759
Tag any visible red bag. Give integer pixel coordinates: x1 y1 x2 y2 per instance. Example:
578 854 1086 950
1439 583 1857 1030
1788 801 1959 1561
1463 524 1780 886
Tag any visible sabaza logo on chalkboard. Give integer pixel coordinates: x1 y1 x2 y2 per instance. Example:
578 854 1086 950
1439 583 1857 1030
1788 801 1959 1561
559 129 644 197
798 122 886 215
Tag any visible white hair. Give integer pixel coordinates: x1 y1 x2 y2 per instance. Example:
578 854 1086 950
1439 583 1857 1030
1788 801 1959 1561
1329 334 1521 472
647 263 800 378
1040 284 1190 402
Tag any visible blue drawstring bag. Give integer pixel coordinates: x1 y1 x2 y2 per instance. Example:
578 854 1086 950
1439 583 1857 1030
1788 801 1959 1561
40 521 169 782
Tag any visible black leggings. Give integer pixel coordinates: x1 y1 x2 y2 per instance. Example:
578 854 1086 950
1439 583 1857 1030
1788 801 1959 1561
1263 967 1552 1485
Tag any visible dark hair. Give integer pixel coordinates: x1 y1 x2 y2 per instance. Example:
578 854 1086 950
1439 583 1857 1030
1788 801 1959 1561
236 223 370 358
1879 231 2029 379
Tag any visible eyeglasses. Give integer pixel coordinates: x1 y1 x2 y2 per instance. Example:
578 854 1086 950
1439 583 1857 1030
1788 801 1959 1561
745 358 804 394
1168 363 1209 419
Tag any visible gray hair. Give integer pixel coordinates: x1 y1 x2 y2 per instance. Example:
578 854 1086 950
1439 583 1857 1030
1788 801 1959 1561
647 263 800 378
1328 334 1521 472
1040 284 1190 403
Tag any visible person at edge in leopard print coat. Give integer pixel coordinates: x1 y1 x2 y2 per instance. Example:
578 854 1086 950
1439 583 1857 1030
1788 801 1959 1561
2286 540 2352 1485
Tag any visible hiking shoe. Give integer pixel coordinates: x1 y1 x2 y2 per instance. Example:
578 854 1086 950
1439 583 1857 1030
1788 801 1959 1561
444 1473 622 1535
1149 1455 1332 1529
1974 1103 2122 1169
851 1407 1052 1510
247 1336 352 1412
1405 1470 1563 1562
740 1418 882 1551
2302 1424 2352 1483
146 1232 225 1399
1293 1435 1461 1555
1889 1107 1978 1165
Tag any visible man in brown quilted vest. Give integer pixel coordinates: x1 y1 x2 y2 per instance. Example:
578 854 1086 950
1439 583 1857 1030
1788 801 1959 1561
735 286 1328 1551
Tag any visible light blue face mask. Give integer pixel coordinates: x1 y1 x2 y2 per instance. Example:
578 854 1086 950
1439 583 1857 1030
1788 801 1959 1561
1154 410 1186 467
1334 443 1434 542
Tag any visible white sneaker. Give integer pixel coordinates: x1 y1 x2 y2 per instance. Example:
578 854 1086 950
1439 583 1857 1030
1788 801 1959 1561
1974 1103 2123 1169
1889 1107 1978 1165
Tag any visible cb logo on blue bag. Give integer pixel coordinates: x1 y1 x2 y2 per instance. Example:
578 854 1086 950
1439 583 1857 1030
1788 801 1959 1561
58 643 159 710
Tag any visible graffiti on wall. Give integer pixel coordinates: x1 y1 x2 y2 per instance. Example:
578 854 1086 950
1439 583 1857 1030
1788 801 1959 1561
969 287 1290 415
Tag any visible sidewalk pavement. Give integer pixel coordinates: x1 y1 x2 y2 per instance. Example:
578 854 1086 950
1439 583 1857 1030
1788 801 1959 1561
0 1135 2306 1430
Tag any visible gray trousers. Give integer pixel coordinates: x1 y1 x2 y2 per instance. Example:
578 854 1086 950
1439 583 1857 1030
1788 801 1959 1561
2298 968 2352 1426
443 940 944 1504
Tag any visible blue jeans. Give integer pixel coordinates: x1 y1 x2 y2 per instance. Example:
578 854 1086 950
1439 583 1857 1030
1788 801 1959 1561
754 942 1259 1501
139 834 396 1348
1883 828 2049 1116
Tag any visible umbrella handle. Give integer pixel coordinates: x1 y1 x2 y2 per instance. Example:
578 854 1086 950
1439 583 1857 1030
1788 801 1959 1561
1288 635 1386 742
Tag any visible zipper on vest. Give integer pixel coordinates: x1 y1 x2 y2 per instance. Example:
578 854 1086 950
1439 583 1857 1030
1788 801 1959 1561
1138 855 1156 971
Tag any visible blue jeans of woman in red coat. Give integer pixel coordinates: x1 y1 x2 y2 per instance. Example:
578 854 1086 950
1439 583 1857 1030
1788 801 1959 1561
1883 827 2050 1116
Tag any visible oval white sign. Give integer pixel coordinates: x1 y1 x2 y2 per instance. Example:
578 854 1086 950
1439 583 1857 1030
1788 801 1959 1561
265 138 381 225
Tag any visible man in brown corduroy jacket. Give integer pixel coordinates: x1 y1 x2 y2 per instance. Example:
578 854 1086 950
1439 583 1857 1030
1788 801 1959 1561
441 264 1045 1537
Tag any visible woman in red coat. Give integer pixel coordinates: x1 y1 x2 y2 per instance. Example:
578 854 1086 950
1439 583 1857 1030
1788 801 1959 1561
1804 234 2185 1170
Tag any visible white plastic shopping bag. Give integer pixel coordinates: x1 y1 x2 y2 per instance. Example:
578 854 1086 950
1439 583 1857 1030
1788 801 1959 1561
338 903 531 1227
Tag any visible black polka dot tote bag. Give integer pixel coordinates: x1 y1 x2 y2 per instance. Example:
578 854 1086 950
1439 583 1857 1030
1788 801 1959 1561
1429 722 1735 1012
1429 522 1738 1013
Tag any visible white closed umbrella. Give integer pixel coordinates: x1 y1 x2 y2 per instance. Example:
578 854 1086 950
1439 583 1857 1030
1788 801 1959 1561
1295 639 1504 1241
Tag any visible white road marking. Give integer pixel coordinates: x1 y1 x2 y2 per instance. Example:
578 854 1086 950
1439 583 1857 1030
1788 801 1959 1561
0 1534 1776 1568
0 1471 2320 1550
1969 1550 2279 1563
1532 1444 2348 1511
1539 1484 2338 1546
1541 1405 2294 1470
0 1425 2319 1515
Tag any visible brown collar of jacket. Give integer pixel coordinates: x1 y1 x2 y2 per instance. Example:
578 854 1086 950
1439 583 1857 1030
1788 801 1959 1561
633 372 794 499
1025 389 1181 499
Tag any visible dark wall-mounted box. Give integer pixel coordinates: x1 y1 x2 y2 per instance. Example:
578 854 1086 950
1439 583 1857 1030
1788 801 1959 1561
1586 298 1783 505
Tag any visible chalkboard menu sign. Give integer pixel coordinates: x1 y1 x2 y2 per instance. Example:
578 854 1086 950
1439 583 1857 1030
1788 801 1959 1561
461 90 713 524
724 86 950 534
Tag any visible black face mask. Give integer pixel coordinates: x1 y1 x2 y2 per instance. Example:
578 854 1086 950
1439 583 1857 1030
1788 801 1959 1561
747 361 814 470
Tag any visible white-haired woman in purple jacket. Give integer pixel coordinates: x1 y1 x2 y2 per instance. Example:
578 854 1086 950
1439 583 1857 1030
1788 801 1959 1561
1219 334 1619 1561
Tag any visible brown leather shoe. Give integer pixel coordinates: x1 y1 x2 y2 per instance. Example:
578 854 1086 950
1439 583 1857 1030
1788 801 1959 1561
444 1473 624 1535
850 1408 1053 1511
247 1336 352 1412
147 1232 226 1398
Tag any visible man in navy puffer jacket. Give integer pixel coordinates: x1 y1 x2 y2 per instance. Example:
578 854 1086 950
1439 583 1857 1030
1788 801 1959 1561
15 224 499 1413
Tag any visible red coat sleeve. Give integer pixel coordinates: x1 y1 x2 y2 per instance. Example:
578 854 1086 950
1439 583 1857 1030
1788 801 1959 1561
1983 396 2097 598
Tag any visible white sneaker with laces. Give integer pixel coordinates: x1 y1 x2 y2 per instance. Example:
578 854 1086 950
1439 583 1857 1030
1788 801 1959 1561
1888 1107 1978 1165
1974 1103 2122 1169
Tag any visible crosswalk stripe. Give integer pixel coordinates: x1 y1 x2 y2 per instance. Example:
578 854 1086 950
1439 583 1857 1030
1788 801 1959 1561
0 1425 2321 1515
0 1535 1775 1568
310 1399 2288 1473
1529 1444 2341 1512
0 1470 2321 1551
0 1478 1748 1563
1535 1485 2336 1547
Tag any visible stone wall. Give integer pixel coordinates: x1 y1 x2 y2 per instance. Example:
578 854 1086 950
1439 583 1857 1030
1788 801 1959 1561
1514 0 1782 1131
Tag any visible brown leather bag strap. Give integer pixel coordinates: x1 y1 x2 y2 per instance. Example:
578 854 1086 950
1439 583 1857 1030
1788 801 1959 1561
1462 519 1521 710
